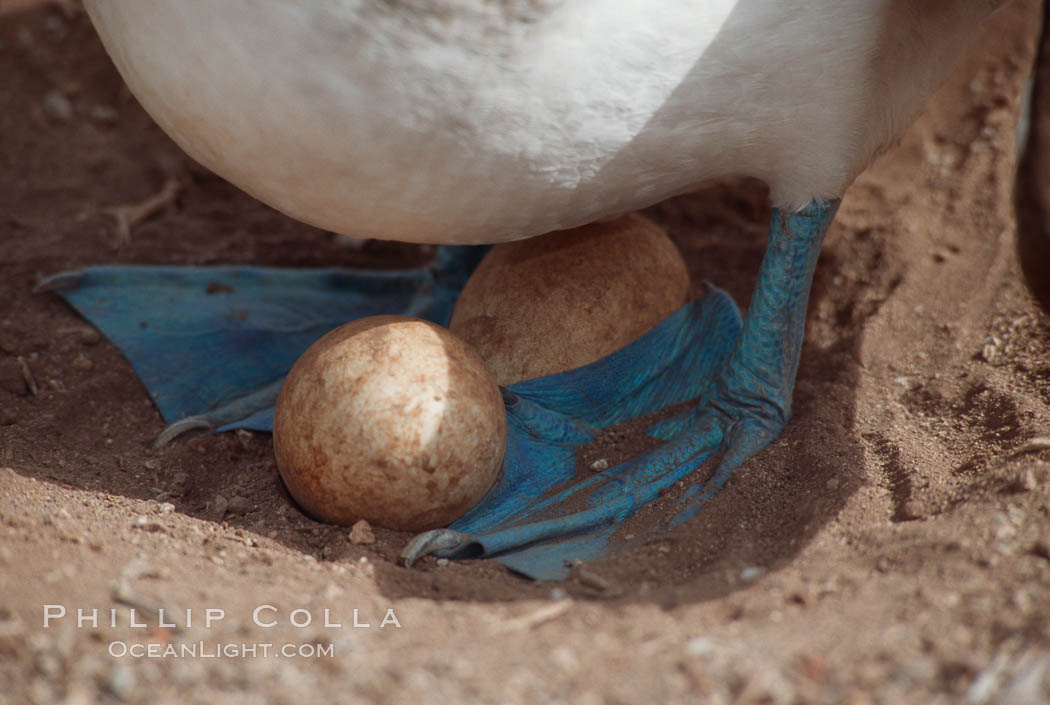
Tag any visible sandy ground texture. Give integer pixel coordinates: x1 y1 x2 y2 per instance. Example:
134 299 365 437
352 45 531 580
2 2 1050 704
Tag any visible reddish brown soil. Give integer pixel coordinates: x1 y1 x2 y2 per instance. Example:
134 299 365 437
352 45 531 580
1 3 1049 704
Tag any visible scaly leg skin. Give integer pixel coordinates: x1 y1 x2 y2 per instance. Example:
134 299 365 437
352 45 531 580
656 198 841 526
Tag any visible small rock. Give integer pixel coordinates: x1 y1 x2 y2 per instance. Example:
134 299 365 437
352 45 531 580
18 357 38 396
1015 467 1038 493
435 558 449 567
235 429 254 446
207 494 229 521
348 519 375 545
550 588 568 601
898 499 925 521
227 495 252 515
73 355 93 371
1012 589 1033 611
89 104 119 125
575 567 610 592
35 650 62 679
77 328 101 346
826 477 840 491
589 458 610 472
131 516 164 532
876 556 892 573
157 502 175 515
106 664 136 701
42 91 73 122
739 566 766 583
685 636 717 657
171 472 188 485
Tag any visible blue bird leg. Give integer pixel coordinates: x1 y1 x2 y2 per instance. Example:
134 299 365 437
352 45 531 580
400 203 840 575
665 198 840 526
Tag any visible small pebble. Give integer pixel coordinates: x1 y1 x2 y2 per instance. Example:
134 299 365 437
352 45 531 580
227 495 252 515
106 664 136 701
1016 467 1038 493
435 558 449 567
348 519 375 545
576 567 610 592
35 651 62 679
78 328 101 346
739 566 766 583
73 355 93 371
685 636 716 657
18 357 38 396
898 499 925 521
89 104 119 125
825 477 840 491
207 494 229 521
42 91 73 123
157 502 175 515
589 458 609 472
132 516 164 532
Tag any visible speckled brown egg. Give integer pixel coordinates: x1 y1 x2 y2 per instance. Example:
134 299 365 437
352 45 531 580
273 315 506 531
449 213 690 386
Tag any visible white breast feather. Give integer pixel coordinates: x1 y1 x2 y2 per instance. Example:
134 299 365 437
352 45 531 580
84 0 1000 243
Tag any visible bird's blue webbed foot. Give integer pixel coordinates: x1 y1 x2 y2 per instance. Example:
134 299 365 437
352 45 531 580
36 244 491 444
43 193 840 579
401 200 841 577
644 198 841 526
